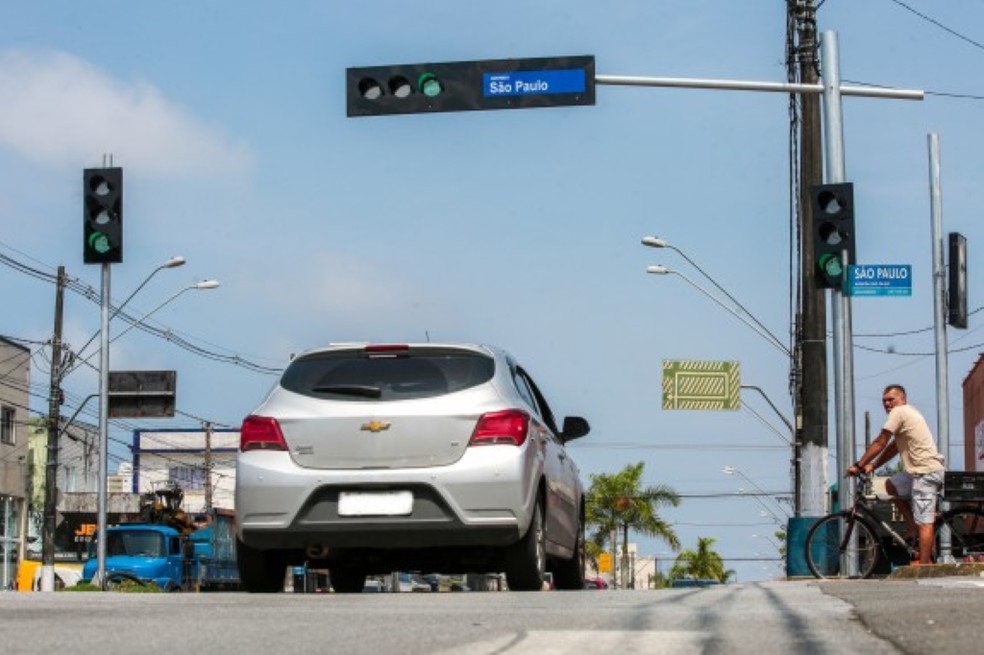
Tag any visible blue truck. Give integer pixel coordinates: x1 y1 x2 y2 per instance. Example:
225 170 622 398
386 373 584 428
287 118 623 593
81 485 239 591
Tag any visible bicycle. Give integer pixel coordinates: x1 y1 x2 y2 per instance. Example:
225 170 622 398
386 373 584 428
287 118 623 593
804 472 984 579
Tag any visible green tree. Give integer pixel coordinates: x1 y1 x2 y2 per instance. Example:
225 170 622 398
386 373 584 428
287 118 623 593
585 462 680 588
669 536 734 583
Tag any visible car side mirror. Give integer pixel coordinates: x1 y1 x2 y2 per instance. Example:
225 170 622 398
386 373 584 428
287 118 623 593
561 416 590 442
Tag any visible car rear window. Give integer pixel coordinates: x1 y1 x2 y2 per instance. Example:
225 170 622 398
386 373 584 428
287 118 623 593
280 347 495 401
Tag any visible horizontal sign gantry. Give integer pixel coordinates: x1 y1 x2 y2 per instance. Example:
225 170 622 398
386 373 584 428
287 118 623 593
346 55 596 116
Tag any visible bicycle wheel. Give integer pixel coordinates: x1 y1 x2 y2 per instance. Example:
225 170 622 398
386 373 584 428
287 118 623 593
938 507 984 561
805 512 880 579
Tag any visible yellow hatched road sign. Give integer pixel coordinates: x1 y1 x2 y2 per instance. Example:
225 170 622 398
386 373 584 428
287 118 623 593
662 360 740 410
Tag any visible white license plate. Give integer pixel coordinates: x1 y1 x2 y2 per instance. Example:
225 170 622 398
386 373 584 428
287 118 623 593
338 491 413 517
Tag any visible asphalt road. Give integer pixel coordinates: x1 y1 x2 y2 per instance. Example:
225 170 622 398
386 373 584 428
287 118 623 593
1 577 981 654
817 576 984 655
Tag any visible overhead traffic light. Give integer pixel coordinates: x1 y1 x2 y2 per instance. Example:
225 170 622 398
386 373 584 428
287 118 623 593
346 55 595 117
83 167 123 264
811 182 855 290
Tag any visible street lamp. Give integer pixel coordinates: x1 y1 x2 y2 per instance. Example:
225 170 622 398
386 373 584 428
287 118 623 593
642 236 789 356
645 265 790 357
722 465 791 520
70 255 187 368
111 256 186 320
71 280 220 372
108 280 220 346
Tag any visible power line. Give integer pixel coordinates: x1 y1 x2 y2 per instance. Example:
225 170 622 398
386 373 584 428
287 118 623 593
0 243 282 375
886 0 984 53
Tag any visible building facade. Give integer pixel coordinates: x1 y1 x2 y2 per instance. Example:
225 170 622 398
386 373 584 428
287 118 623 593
963 354 984 472
0 337 30 589
132 428 239 513
24 418 101 561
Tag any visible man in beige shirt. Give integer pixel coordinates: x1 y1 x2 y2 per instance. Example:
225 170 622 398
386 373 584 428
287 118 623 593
847 384 945 564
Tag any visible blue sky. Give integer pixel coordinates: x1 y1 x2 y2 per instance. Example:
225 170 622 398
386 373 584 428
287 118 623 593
2 1 982 583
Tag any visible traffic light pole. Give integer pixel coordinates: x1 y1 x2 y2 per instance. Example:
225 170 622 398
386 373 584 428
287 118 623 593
929 134 953 562
818 34 860 577
96 262 110 585
595 32 921 578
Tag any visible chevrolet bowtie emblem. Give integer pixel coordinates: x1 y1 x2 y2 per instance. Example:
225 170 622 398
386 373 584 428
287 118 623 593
361 420 391 433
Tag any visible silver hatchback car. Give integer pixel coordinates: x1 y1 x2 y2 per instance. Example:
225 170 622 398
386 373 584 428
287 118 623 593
235 343 590 592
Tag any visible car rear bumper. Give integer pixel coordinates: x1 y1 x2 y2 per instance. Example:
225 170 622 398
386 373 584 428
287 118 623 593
236 445 539 551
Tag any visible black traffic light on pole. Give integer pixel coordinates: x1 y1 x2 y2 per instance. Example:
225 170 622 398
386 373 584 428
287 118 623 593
811 182 855 290
346 55 595 117
948 232 968 329
83 167 123 264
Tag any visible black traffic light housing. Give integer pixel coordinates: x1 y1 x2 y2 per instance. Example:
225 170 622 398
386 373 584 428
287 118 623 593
83 167 123 264
948 232 968 329
811 182 855 290
346 56 595 117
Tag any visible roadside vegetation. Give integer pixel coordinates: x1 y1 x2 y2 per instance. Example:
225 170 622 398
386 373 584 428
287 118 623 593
585 462 740 588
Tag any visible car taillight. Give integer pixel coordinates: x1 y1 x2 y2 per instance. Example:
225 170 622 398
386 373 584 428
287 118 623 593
240 415 288 452
469 409 530 446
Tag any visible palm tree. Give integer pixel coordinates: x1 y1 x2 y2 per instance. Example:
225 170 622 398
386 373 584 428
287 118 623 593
669 536 734 583
585 462 680 588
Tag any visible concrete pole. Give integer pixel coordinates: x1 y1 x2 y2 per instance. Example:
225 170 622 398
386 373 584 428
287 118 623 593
794 0 828 520
40 267 65 592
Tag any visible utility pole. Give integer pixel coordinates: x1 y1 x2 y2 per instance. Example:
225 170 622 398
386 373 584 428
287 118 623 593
203 421 213 512
790 0 828 518
40 266 66 592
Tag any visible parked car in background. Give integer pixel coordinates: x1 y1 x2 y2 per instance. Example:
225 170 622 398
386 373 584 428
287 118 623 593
235 343 590 593
670 578 722 588
583 576 609 590
361 578 386 593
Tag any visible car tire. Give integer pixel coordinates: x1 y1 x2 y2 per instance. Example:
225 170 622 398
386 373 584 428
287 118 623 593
551 518 585 590
504 498 546 591
236 538 286 593
329 566 367 593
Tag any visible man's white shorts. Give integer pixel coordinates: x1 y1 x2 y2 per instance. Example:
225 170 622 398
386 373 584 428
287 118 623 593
889 470 945 525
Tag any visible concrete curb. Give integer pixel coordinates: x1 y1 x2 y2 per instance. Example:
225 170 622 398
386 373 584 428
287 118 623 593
888 562 984 579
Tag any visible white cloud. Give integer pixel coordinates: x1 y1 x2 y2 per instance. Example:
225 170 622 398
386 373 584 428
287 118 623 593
0 48 254 176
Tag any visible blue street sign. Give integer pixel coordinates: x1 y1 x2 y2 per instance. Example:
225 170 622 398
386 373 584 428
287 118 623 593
483 68 587 97
847 264 912 297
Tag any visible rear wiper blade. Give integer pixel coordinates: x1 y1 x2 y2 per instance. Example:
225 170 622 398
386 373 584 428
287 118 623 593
311 384 382 399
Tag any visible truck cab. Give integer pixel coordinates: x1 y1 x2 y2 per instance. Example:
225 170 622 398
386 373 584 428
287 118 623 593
82 524 192 591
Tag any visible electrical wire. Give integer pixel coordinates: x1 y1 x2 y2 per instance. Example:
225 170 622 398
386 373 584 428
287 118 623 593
0 243 283 375
886 0 984 53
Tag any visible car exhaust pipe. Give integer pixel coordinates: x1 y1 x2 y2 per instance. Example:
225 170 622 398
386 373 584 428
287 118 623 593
306 544 328 559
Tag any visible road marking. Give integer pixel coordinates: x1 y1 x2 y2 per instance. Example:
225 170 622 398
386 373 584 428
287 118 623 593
436 630 709 654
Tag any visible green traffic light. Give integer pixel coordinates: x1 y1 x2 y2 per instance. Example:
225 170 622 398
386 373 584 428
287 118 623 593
417 73 443 98
88 231 112 254
819 253 843 277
